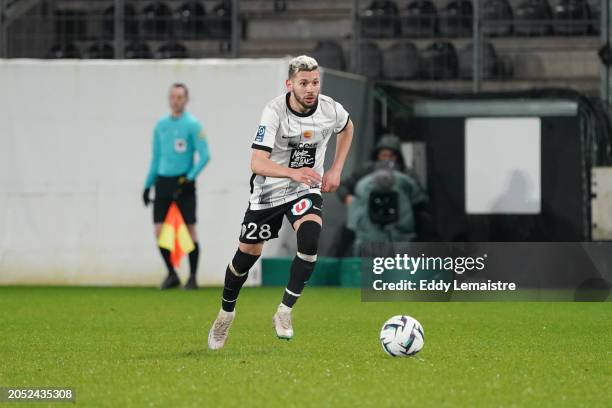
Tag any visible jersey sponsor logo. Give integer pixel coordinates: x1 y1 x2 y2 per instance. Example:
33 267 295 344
291 198 313 216
288 141 318 149
255 125 266 142
281 134 299 139
289 147 316 169
303 130 314 139
174 139 187 153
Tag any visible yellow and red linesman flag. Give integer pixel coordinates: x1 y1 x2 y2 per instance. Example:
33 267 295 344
158 202 195 268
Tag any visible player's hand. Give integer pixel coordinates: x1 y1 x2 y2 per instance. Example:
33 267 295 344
142 188 151 207
344 194 354 205
321 168 341 192
290 167 322 188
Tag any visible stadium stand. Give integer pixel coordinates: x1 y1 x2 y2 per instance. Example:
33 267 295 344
553 0 592 36
156 41 189 58
357 41 384 78
311 40 347 71
84 41 115 58
360 0 400 38
142 2 174 39
103 3 139 40
482 0 514 37
382 41 421 79
514 0 553 36
458 41 502 79
0 0 606 95
420 41 460 79
438 0 473 37
125 41 154 58
174 0 208 39
400 0 438 38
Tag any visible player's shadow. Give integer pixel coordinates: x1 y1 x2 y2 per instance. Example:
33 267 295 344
134 347 277 361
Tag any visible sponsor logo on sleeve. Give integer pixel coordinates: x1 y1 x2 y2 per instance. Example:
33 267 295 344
255 125 266 142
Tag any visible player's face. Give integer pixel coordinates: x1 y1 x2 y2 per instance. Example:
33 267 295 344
287 70 320 110
169 87 188 115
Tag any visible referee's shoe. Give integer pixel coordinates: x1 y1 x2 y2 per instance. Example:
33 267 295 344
161 272 181 290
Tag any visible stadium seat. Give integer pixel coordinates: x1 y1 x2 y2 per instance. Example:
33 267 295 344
46 43 82 59
419 41 459 79
399 0 438 38
55 9 87 41
361 0 400 39
481 0 514 37
207 0 232 39
142 2 174 39
85 42 115 59
156 42 190 59
103 4 139 40
357 42 383 78
553 0 592 36
382 42 421 80
124 42 154 59
175 1 207 39
514 0 553 36
458 42 500 79
311 41 346 71
438 0 473 38
590 0 600 34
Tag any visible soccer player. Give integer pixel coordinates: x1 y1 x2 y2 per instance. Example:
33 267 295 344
208 56 354 349
142 83 210 290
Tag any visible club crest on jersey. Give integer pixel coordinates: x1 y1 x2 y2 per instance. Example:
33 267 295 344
321 128 331 138
291 198 313 216
174 139 187 153
303 130 314 139
255 125 266 142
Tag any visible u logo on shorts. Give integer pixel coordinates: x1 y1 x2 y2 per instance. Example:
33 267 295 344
291 198 312 216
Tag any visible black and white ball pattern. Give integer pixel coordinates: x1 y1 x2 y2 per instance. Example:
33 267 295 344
380 315 425 357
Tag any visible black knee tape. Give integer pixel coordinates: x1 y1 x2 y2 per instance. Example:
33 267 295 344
231 249 260 275
297 221 321 256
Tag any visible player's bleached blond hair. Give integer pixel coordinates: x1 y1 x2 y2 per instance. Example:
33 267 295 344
288 55 319 78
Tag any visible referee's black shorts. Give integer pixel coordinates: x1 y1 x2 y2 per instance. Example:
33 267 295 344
153 175 197 224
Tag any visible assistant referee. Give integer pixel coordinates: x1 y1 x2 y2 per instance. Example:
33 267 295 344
142 83 210 290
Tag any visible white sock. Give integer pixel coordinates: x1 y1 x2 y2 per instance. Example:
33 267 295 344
278 303 292 312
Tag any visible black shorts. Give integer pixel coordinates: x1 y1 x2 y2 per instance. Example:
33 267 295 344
153 175 197 224
239 194 323 244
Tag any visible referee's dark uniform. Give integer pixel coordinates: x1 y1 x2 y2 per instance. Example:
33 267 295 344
143 111 210 289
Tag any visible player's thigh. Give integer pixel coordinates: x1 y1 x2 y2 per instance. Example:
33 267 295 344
285 194 324 231
293 214 322 231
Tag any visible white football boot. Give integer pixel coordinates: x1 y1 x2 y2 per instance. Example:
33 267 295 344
272 303 294 340
208 309 235 350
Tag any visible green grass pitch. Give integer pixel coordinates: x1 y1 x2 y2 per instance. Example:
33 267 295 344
0 286 610 407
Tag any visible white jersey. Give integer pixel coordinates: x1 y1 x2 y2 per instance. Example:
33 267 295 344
249 92 350 210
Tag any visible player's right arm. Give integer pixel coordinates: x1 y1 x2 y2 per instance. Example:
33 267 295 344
251 150 321 186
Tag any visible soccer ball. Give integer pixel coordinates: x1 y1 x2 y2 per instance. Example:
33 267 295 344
380 315 424 357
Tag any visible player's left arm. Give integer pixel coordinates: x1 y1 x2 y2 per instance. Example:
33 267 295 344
322 119 354 193
186 122 210 181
